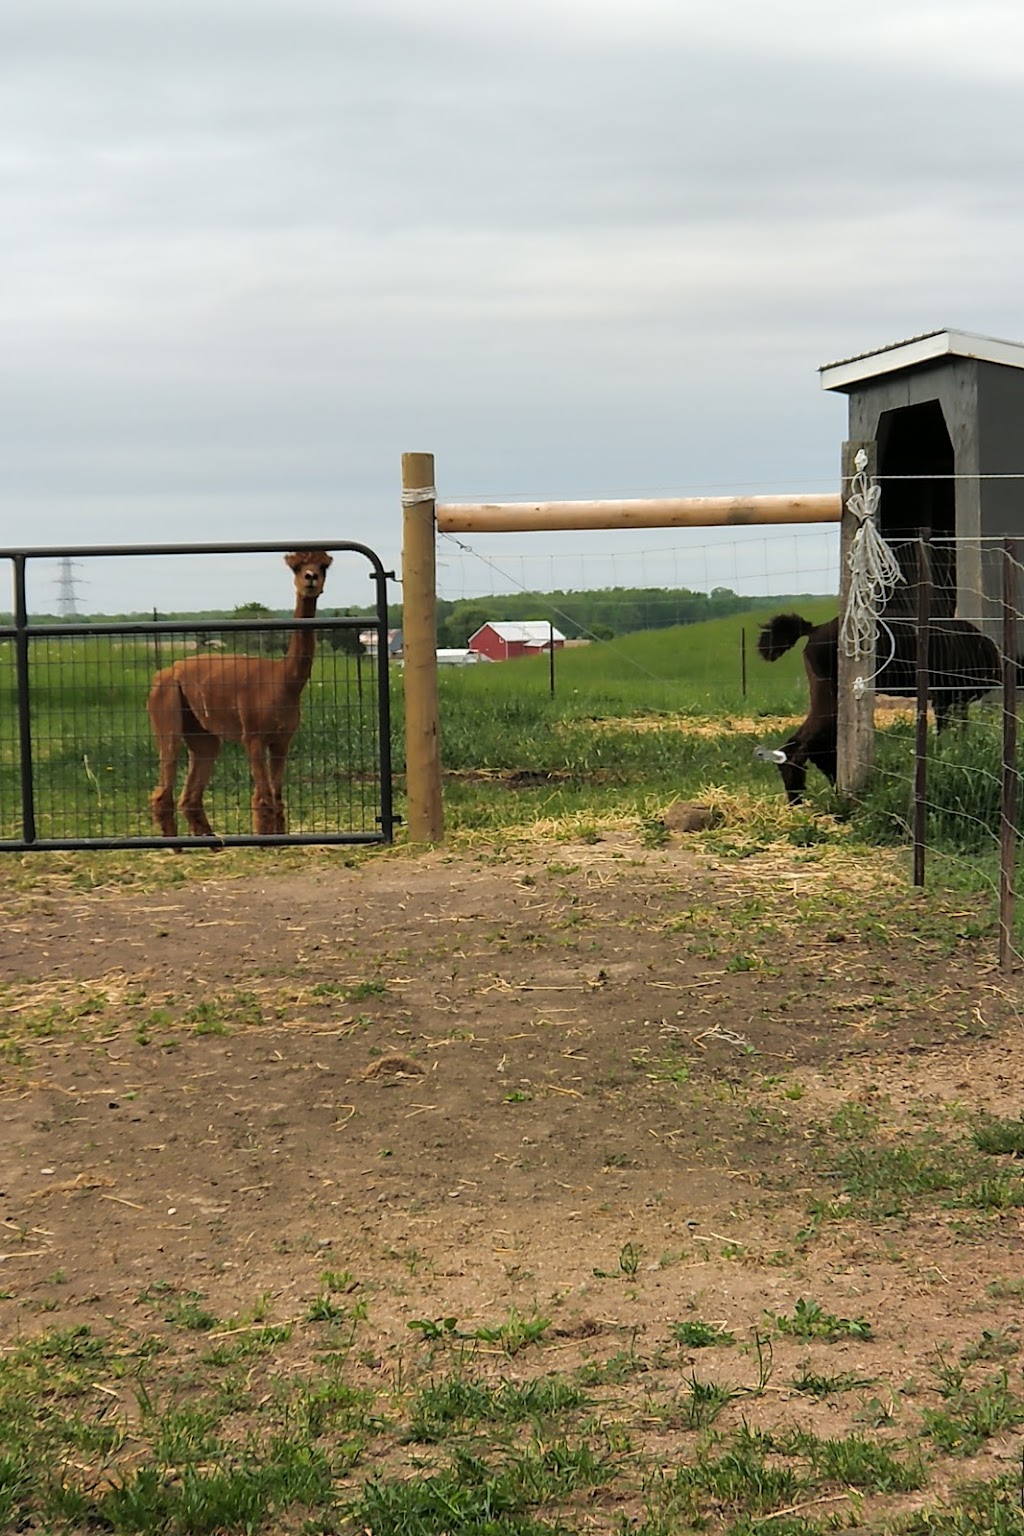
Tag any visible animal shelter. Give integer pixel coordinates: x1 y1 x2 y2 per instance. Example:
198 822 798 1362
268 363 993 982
820 328 1024 632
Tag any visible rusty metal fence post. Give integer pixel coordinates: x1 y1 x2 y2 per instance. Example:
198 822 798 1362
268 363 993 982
999 538 1019 971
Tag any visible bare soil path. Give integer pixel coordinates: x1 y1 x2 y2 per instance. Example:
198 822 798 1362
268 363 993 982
2 836 1022 1530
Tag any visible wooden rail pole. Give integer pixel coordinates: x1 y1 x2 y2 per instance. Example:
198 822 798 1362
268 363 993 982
401 452 444 843
436 492 841 534
999 538 1019 971
836 441 877 796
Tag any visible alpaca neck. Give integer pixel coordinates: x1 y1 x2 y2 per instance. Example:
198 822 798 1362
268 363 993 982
284 592 319 688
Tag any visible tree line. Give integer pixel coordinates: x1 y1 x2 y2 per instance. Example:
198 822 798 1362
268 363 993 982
12 586 828 648
429 587 825 647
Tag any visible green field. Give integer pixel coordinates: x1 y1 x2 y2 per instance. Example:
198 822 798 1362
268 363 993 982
428 607 1011 861
0 600 1013 871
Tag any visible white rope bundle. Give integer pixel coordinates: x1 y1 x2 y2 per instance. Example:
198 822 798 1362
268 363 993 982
839 449 904 658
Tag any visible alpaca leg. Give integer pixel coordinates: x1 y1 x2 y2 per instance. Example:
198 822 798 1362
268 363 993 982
179 733 221 838
267 740 292 835
786 719 838 801
779 753 809 805
147 672 184 837
150 748 181 837
807 739 838 788
244 735 276 835
937 695 968 735
776 724 817 804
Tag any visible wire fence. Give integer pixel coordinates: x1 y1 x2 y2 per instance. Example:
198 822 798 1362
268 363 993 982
854 535 1022 969
432 523 1024 967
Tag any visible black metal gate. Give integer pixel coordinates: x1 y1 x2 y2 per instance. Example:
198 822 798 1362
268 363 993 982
0 541 394 851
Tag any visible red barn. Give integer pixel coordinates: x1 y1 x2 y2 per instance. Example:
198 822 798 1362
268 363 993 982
468 621 566 662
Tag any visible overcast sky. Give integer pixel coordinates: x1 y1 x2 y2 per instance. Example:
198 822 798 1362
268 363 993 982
4 0 1024 613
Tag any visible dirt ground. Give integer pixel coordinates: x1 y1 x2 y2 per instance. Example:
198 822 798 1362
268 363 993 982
2 833 1024 1521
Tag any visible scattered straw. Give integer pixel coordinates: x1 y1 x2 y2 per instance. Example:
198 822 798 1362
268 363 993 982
26 1172 116 1202
358 1053 425 1080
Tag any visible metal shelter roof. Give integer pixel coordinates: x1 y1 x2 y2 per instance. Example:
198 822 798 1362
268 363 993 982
819 329 1024 392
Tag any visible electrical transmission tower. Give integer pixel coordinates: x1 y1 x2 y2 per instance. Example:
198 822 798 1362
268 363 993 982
55 557 85 617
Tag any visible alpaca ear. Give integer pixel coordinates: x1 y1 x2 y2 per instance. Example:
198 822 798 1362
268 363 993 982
285 552 301 571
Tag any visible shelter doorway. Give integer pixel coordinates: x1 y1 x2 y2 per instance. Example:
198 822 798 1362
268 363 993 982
876 400 956 617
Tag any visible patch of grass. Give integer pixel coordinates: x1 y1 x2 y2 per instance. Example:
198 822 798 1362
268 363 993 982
161 1292 221 1332
973 1115 1024 1157
68 1441 335 1532
667 1444 803 1520
201 1325 293 1367
679 1372 743 1428
407 1316 460 1343
818 1126 1024 1220
575 1349 648 1386
471 1308 552 1356
763 1426 926 1492
987 1276 1024 1300
140 1284 221 1333
348 1439 614 1535
617 1242 642 1279
305 1293 349 1323
789 1364 876 1397
639 1052 691 1086
900 1473 1024 1534
0 1321 377 1534
310 978 387 1001
14 990 108 1040
771 1298 872 1342
856 716 1024 855
923 1364 1024 1456
670 1320 735 1348
407 1374 586 1442
961 1329 1019 1364
184 991 264 1032
319 1267 357 1293
185 1001 232 1036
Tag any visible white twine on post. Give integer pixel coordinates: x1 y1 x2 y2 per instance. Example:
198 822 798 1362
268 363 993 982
401 486 437 506
839 448 904 659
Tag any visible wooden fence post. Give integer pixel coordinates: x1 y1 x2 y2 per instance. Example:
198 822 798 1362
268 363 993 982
401 452 444 843
836 440 877 796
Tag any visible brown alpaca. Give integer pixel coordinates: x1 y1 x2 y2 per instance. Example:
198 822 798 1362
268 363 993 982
147 551 333 838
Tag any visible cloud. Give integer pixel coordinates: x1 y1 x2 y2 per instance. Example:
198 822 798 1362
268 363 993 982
3 0 1024 612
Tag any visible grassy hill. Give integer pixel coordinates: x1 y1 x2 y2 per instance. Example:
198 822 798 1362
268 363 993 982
432 599 838 732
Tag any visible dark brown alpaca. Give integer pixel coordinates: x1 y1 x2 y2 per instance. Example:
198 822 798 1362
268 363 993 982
756 611 1001 803
147 551 333 838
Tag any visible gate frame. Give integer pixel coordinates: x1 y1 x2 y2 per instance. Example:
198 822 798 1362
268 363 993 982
2 539 395 851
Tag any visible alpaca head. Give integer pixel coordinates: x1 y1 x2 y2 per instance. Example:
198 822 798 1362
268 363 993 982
285 550 333 601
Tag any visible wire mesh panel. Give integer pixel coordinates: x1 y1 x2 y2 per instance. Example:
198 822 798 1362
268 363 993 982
1 544 393 851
